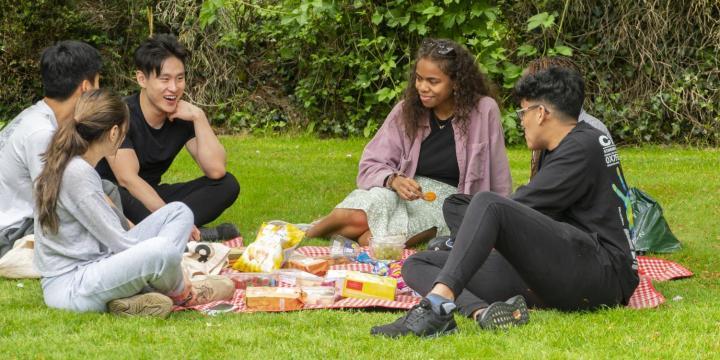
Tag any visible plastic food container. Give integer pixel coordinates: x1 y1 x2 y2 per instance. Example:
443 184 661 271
301 286 338 305
225 272 278 289
275 269 327 287
369 235 406 261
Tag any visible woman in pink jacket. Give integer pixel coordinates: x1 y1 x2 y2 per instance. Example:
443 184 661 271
305 39 511 246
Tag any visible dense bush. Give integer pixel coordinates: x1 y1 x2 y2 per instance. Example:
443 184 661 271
0 0 151 121
1 0 718 145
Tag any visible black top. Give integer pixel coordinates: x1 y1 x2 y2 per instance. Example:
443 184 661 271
415 112 459 187
96 93 195 186
512 122 639 301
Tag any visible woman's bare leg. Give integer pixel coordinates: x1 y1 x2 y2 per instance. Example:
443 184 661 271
305 208 369 240
358 230 373 246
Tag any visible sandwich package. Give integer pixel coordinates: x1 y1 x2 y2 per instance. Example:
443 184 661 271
245 286 303 311
285 254 330 276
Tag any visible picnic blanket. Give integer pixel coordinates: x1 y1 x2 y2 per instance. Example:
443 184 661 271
176 240 693 314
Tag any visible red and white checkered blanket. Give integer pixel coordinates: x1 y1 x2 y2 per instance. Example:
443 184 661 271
176 239 692 313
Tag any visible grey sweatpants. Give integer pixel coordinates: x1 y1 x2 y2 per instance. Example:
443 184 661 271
41 202 193 313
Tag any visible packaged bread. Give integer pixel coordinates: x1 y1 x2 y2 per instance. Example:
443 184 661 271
341 271 397 301
245 286 303 311
285 254 330 276
300 286 338 306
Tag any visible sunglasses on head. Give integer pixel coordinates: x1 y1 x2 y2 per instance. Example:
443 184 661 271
421 39 456 56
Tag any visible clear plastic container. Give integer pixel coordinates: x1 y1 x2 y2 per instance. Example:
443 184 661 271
369 234 406 261
274 269 326 287
329 235 361 260
225 272 278 289
301 286 338 305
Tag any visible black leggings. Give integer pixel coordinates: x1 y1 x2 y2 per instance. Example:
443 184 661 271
402 250 543 317
403 192 624 316
120 173 240 226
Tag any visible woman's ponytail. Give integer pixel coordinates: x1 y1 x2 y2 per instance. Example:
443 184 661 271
35 89 128 234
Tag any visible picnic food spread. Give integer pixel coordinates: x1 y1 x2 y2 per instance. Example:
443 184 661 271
212 223 414 312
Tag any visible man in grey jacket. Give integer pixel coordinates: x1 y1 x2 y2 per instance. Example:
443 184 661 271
0 40 107 257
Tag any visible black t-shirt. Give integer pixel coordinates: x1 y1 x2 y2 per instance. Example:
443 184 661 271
511 122 639 301
96 93 195 186
415 113 459 187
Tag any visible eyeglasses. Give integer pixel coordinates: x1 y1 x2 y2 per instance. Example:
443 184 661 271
515 104 548 121
421 39 456 56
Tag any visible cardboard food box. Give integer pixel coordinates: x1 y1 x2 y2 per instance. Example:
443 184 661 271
286 255 330 276
300 286 338 306
245 287 303 311
341 271 397 301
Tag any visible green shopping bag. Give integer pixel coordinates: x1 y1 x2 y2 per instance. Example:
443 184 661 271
629 188 681 253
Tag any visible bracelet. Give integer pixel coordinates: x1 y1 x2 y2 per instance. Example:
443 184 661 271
387 173 405 191
386 174 396 190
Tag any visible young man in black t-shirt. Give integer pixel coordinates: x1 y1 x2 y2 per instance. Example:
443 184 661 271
97 34 239 241
371 67 639 338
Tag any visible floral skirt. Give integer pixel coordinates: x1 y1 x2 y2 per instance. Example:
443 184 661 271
336 176 456 239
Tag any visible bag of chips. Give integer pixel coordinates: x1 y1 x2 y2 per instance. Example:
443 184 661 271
232 221 305 272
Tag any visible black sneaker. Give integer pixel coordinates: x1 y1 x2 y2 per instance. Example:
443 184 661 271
370 299 458 338
477 295 530 330
200 223 240 242
428 236 454 251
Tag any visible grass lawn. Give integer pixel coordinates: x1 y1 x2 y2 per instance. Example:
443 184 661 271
1 136 718 359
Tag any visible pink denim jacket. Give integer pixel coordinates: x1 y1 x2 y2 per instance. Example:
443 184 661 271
357 97 512 196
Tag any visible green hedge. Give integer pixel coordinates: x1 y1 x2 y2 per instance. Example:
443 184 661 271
1 0 718 145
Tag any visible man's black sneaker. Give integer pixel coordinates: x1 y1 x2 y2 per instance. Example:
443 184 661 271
428 236 454 251
200 223 240 242
477 295 530 330
370 298 458 338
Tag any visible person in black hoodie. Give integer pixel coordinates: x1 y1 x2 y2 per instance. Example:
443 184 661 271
371 67 639 338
